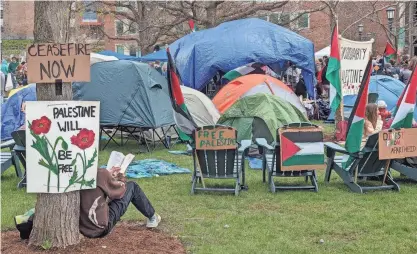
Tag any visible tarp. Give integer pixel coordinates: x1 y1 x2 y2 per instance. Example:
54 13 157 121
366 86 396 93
73 60 174 128
169 18 316 98
181 86 220 126
98 50 137 60
139 50 168 62
90 53 118 65
217 94 309 142
315 46 330 59
1 84 37 141
328 75 417 120
213 74 306 115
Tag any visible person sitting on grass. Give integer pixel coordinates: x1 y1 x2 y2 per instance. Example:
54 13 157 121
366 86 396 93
79 166 161 238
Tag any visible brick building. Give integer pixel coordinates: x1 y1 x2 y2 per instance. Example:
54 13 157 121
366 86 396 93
1 1 415 58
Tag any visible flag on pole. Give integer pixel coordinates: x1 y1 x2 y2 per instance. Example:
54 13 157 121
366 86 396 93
390 67 417 129
166 48 197 141
188 20 197 33
326 25 342 113
384 41 397 64
345 59 373 156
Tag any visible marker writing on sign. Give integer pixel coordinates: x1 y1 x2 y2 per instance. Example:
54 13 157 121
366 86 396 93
53 106 96 132
58 150 73 173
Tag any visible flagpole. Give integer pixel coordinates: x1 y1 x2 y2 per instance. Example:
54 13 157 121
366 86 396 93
335 17 344 125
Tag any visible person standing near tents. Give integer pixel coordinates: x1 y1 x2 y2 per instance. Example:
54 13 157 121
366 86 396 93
321 56 330 97
8 57 19 89
400 56 417 85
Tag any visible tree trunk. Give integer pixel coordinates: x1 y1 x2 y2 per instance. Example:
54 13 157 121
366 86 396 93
29 1 80 248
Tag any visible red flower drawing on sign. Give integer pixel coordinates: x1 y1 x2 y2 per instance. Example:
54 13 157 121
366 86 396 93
71 128 95 150
30 116 52 135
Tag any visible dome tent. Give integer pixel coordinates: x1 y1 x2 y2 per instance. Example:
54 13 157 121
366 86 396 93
73 60 174 129
213 74 306 115
181 86 220 126
217 94 309 143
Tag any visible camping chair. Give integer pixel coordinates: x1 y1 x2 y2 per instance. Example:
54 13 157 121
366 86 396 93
391 159 417 182
324 133 400 193
1 138 21 177
256 123 322 192
11 130 26 188
191 125 251 196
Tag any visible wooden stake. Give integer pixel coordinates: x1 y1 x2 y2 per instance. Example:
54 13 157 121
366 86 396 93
382 160 391 185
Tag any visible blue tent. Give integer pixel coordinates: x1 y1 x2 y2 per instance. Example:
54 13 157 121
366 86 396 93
98 50 137 60
169 18 316 98
1 84 37 141
73 61 174 129
139 50 167 62
328 75 417 120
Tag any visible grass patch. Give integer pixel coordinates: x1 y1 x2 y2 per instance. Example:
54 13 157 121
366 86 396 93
2 138 417 253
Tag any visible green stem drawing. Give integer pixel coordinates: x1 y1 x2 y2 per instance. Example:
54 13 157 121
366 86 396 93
45 137 61 192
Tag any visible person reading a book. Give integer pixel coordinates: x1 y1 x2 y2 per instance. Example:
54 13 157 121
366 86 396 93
79 165 161 238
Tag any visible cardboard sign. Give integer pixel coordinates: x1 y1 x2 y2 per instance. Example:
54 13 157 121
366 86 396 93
340 38 373 96
279 127 324 171
26 101 100 193
379 128 417 160
195 127 236 150
27 43 91 83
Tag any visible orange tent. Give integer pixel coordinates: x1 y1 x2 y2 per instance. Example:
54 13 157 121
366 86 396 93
213 74 306 114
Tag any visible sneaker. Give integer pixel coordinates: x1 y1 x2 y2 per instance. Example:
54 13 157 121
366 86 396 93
146 214 161 228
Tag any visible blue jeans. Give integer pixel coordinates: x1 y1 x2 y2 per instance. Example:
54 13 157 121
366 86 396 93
102 181 155 236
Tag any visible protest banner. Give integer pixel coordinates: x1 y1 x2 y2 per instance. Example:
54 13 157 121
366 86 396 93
27 43 91 83
379 128 417 160
339 37 373 96
195 126 237 150
25 101 100 193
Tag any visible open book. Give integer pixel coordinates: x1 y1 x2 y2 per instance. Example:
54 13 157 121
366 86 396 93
106 151 135 174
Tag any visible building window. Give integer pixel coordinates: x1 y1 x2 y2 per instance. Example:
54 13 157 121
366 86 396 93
116 45 124 54
116 21 124 35
82 1 98 22
129 46 137 56
1 10 3 19
265 12 309 30
127 22 136 34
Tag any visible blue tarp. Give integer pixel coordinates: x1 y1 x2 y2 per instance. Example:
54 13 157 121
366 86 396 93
169 18 316 98
1 84 37 140
125 159 191 178
139 50 168 62
328 75 417 120
98 50 137 60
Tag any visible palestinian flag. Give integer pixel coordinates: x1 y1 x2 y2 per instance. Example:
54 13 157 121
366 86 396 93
326 25 342 113
188 20 197 33
279 129 324 171
221 63 278 84
166 48 197 141
344 59 372 167
390 67 417 129
384 41 396 64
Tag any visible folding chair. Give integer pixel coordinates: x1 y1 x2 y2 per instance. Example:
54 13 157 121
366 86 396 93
11 130 26 188
1 138 21 177
191 125 251 196
324 133 400 193
256 123 323 192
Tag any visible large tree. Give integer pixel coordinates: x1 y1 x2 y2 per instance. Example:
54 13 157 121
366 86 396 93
29 1 80 248
94 1 326 54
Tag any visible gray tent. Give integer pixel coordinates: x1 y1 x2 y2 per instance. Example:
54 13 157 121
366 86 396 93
73 60 174 129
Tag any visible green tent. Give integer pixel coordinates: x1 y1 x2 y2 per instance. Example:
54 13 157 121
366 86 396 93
217 94 309 143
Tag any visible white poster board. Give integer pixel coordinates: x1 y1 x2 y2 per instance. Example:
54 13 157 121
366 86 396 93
340 37 373 95
26 101 100 193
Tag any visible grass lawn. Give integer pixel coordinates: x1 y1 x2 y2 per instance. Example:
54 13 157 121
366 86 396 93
2 135 417 254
